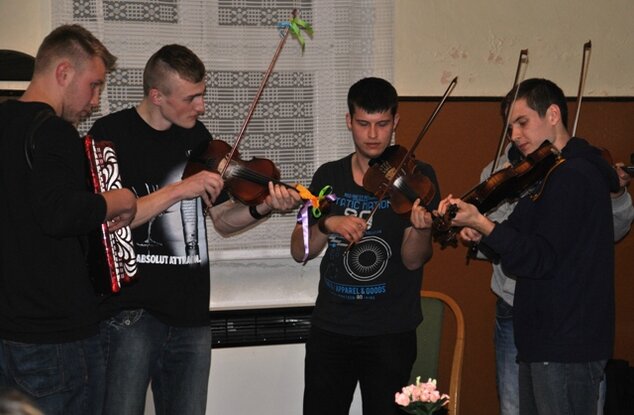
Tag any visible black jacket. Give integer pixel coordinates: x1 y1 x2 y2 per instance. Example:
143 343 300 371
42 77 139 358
0 100 106 343
482 137 619 362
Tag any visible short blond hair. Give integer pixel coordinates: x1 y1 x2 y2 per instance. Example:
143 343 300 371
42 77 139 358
34 24 116 75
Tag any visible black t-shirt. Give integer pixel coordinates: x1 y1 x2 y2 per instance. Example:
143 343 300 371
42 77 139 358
0 100 107 342
308 152 440 336
89 108 215 327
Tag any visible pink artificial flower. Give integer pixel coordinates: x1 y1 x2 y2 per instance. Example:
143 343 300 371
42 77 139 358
395 392 411 406
395 377 449 415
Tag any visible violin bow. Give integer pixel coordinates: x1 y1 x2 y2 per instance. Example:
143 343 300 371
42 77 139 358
365 77 458 226
219 9 312 178
571 41 592 137
490 49 529 176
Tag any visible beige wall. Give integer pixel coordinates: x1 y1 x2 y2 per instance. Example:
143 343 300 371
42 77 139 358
395 0 634 96
0 0 51 56
3 1 633 96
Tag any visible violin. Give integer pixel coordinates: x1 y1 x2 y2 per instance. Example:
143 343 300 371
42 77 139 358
355 77 456 226
432 140 565 248
182 139 298 206
431 51 530 249
363 144 436 215
181 9 317 209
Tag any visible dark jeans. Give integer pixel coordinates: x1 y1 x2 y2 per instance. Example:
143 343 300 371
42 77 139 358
497 296 606 415
303 325 416 415
100 309 211 415
519 360 606 415
0 334 105 415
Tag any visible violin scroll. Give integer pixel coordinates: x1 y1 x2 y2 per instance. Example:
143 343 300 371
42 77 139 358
431 205 460 248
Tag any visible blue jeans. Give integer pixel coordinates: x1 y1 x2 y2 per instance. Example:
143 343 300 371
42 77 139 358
495 297 519 415
0 334 105 415
100 309 211 415
303 325 417 415
519 360 606 415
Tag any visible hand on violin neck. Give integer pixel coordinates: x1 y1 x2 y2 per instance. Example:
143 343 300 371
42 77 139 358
437 194 495 237
409 198 433 231
436 194 459 217
264 181 302 212
460 227 483 245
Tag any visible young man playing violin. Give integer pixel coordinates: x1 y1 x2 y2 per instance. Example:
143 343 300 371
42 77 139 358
290 77 440 415
89 44 300 415
438 78 622 415
475 106 633 415
481 126 631 415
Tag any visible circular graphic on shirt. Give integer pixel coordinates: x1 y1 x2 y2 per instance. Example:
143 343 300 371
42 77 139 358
343 236 392 282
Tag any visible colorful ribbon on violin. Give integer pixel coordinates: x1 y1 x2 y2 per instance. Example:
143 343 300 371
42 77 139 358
213 8 315 188
296 184 337 264
277 13 313 52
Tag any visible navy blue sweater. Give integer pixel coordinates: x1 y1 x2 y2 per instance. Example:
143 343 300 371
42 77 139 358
482 138 619 363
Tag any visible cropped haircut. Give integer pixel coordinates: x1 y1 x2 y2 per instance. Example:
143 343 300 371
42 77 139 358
502 78 569 129
347 77 398 117
33 24 116 75
142 44 206 96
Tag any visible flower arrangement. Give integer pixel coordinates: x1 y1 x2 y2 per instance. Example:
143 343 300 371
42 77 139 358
395 377 449 415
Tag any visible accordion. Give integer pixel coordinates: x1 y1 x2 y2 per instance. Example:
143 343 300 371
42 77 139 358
84 135 138 294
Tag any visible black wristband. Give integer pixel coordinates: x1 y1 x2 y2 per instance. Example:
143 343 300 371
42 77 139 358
317 215 329 234
249 204 270 220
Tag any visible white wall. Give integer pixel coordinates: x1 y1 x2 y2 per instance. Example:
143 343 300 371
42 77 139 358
143 344 363 415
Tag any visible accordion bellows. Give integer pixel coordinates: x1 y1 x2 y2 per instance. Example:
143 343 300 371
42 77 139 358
84 135 138 293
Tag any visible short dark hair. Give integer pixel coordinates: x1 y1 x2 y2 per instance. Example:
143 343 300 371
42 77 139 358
34 24 116 75
143 44 206 96
502 78 568 129
347 77 398 117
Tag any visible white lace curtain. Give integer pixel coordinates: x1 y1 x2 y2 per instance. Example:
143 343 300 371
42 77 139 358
53 0 394 260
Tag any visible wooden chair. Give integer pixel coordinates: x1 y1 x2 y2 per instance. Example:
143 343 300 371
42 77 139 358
409 290 465 415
